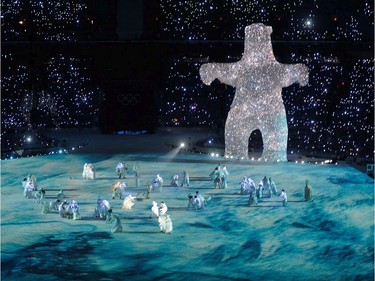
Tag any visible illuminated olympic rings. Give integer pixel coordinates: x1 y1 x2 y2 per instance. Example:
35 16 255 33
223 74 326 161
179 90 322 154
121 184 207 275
117 93 141 106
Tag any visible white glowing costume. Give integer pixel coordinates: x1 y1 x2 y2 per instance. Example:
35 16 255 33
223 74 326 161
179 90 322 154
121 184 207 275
200 23 309 162
94 198 111 218
71 200 81 220
34 188 46 204
170 174 180 187
159 202 168 216
82 163 96 180
23 182 35 198
58 200 73 219
196 191 205 210
112 181 127 199
22 174 37 190
116 162 127 179
151 201 159 218
151 174 163 192
122 194 136 210
159 215 173 234
192 196 202 210
280 190 288 207
240 177 250 195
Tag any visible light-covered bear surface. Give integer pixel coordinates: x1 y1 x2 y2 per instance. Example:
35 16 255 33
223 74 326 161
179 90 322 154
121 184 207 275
200 23 309 162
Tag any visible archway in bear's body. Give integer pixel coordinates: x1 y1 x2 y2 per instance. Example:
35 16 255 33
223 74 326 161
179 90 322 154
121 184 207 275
199 23 309 162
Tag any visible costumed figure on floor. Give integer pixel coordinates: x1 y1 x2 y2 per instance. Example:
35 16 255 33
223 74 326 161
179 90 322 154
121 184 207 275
151 201 159 218
304 179 313 202
256 181 263 200
159 201 168 216
240 177 250 195
170 174 180 187
41 201 51 214
144 184 152 199
71 200 81 220
122 194 136 210
58 200 73 219
209 164 225 189
187 194 194 210
156 201 172 233
133 161 141 188
269 177 278 196
151 174 163 192
248 188 258 206
56 190 65 201
94 197 111 219
280 189 288 207
261 176 272 198
222 165 229 188
23 181 35 198
34 187 46 204
159 215 173 234
22 174 38 190
116 162 128 179
180 171 190 187
112 181 127 199
82 163 96 180
47 199 62 213
195 191 205 210
43 193 63 213
192 195 202 210
108 213 123 233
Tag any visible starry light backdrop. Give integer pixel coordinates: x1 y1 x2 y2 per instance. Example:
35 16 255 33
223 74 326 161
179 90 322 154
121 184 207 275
1 0 374 162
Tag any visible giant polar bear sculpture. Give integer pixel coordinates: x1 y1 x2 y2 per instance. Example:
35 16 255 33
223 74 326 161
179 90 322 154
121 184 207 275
200 23 309 162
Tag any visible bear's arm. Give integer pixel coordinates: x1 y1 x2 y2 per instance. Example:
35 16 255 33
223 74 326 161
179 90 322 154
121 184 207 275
280 63 309 88
200 62 238 88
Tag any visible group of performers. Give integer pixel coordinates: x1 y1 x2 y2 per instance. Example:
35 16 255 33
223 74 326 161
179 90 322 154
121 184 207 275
21 161 313 235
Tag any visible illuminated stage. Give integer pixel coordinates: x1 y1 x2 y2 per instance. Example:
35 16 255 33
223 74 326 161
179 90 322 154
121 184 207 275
1 129 373 280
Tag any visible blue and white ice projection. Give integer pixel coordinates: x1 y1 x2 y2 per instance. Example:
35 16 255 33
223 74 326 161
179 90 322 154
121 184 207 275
200 23 309 162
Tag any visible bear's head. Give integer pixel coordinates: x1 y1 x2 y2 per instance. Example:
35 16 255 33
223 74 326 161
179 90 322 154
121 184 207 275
243 23 276 63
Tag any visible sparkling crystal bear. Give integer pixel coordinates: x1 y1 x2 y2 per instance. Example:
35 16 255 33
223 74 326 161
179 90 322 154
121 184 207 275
200 23 309 161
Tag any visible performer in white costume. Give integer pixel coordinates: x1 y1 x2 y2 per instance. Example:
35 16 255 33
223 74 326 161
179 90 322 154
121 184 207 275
94 197 111 218
82 163 96 180
122 194 136 210
23 181 35 198
71 200 81 220
240 177 249 195
280 189 288 207
159 201 168 216
116 162 127 179
34 187 46 204
151 174 163 192
159 215 173 234
58 200 73 219
170 174 180 187
151 201 159 218
112 181 127 199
